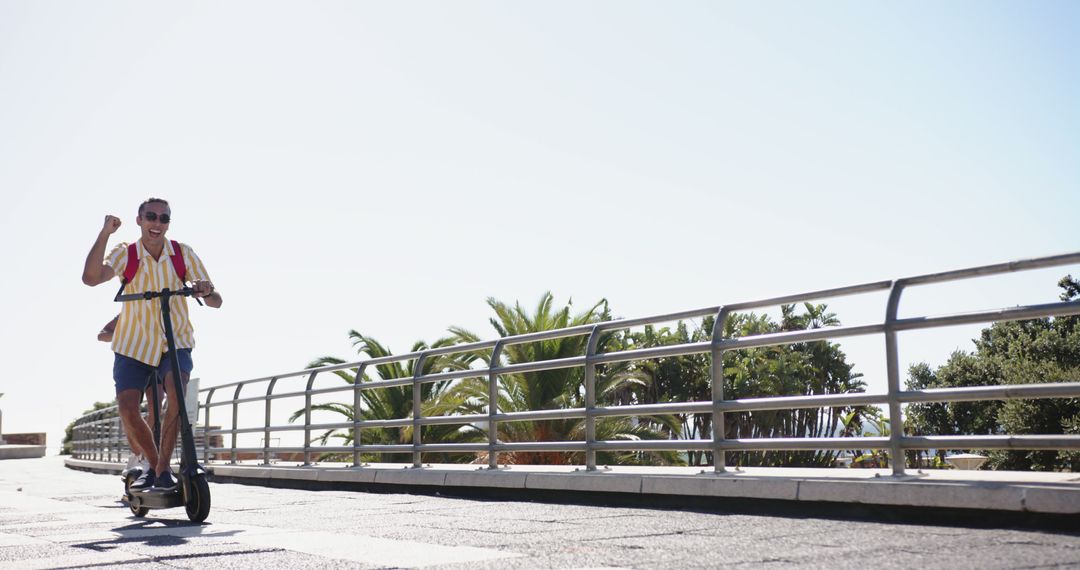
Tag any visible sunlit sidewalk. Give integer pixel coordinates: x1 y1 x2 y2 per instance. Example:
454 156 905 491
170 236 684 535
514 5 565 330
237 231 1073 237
67 456 1080 517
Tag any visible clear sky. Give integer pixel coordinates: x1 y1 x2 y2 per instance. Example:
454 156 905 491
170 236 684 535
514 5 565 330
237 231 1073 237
1 1 1078 454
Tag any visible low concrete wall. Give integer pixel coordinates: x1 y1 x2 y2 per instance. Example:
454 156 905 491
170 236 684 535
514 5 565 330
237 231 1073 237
0 445 47 459
64 457 1080 519
2 433 46 446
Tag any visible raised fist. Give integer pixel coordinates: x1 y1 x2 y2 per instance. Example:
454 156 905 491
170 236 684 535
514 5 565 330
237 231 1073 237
102 215 121 235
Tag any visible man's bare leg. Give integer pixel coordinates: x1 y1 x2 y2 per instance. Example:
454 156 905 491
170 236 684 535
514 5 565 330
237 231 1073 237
117 389 160 472
123 382 162 461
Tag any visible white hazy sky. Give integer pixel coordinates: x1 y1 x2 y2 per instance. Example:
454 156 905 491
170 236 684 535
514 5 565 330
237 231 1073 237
1 1 1078 454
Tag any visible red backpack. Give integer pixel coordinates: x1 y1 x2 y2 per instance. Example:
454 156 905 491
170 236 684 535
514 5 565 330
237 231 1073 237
120 240 187 286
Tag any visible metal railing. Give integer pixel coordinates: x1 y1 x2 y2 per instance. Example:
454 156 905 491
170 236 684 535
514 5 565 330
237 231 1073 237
72 253 1080 477
68 381 204 463
70 404 126 462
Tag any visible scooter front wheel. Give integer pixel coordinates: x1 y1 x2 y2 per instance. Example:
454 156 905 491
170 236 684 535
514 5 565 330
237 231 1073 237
184 473 211 523
124 472 149 517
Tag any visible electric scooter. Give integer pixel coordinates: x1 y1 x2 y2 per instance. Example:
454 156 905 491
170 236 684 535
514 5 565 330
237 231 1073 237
116 286 211 523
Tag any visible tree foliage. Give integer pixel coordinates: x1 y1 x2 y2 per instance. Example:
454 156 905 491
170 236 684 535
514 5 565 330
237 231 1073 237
300 297 869 468
904 275 1080 471
293 332 483 463
624 303 869 467
62 400 115 455
449 292 682 466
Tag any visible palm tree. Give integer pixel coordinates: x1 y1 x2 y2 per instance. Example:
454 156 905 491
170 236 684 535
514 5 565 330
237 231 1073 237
625 322 712 464
291 331 483 463
449 292 681 466
723 304 869 467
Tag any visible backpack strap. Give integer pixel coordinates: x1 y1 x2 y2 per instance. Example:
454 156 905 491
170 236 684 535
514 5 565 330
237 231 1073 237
120 241 187 285
169 240 187 282
113 241 190 302
115 243 139 301
122 243 140 284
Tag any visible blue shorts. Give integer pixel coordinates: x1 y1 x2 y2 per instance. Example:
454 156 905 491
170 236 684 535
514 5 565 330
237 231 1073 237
113 349 193 394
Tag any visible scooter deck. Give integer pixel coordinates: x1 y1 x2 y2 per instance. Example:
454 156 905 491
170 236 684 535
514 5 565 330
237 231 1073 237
126 488 183 510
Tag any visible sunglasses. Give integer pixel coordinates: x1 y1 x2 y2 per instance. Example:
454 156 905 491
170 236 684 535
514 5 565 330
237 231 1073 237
142 212 171 223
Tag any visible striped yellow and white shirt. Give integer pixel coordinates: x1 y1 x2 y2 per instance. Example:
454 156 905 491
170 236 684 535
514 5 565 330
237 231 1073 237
105 239 211 366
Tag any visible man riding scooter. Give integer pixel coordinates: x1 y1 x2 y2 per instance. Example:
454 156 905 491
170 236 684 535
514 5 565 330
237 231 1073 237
81 197 222 492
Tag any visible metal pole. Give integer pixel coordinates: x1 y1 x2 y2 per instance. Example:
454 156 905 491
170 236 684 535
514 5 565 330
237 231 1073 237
488 342 504 470
711 307 732 473
203 387 216 463
111 413 119 462
230 384 243 464
263 378 278 465
159 291 199 473
884 281 906 476
353 363 367 468
303 371 318 466
584 326 602 471
412 353 428 468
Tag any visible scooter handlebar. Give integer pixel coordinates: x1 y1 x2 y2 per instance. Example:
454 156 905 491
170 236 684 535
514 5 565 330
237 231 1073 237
115 287 198 303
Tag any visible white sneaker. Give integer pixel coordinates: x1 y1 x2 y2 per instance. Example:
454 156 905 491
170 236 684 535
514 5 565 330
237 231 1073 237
121 454 146 478
124 454 142 470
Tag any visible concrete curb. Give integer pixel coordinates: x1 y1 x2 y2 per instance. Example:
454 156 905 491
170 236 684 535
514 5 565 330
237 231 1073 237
64 458 1080 517
0 445 47 460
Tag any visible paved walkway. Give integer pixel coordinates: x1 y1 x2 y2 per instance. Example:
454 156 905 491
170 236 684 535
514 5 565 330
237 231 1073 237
72 455 1080 517
3 456 1080 569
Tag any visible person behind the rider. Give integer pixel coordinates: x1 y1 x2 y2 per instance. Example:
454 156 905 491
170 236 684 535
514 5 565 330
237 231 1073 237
99 315 158 477
82 198 222 492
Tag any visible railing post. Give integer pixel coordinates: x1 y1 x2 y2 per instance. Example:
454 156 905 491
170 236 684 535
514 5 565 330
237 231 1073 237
97 412 103 462
303 371 319 466
105 410 110 461
230 383 244 464
263 378 278 465
412 353 428 468
92 416 97 460
91 412 98 461
584 326 603 471
117 409 123 462
353 363 367 468
885 280 907 476
711 307 732 473
111 412 119 463
487 341 505 470
203 387 216 463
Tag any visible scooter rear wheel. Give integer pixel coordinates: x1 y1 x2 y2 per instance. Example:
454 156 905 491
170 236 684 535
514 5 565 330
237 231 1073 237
184 473 211 523
123 472 149 517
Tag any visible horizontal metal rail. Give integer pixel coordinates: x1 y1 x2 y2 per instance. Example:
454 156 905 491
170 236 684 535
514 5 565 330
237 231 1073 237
900 382 1080 404
66 252 1080 477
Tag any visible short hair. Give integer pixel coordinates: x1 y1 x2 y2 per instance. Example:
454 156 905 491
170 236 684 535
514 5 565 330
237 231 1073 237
138 197 170 216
